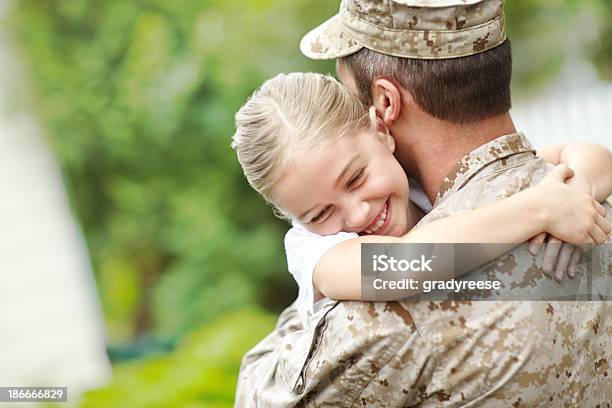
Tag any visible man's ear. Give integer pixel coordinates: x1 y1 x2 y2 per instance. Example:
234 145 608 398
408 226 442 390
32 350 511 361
367 106 389 134
371 78 402 127
367 107 395 153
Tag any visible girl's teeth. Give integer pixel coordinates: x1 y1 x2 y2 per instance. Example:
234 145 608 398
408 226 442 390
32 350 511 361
363 201 389 234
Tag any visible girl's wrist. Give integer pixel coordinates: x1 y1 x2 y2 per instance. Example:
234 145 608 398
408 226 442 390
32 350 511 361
524 187 553 233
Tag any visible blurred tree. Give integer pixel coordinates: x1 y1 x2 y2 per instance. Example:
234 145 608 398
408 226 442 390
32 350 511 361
8 0 336 342
8 0 612 346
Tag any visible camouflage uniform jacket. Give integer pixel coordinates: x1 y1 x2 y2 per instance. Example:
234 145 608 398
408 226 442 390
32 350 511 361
235 133 611 407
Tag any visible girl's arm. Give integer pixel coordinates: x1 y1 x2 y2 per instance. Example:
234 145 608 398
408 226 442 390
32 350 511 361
528 143 612 280
538 142 612 202
314 165 609 300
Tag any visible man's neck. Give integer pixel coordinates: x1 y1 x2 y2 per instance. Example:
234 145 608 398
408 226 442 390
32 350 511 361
393 112 517 203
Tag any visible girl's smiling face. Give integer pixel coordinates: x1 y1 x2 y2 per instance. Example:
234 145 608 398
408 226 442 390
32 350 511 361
273 129 413 237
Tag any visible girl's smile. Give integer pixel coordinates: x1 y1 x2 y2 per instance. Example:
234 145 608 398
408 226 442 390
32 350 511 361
273 129 414 237
361 198 391 235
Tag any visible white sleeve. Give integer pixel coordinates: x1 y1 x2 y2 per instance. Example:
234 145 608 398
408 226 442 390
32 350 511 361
284 224 357 325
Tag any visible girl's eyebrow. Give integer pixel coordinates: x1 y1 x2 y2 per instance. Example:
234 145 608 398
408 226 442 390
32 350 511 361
334 153 361 188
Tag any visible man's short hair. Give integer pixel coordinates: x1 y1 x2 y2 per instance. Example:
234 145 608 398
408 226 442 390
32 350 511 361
339 40 512 124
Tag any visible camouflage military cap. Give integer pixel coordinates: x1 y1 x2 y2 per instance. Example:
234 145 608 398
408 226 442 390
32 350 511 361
300 0 506 60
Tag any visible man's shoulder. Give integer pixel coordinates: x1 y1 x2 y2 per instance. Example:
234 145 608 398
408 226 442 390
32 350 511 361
419 151 611 298
423 154 549 225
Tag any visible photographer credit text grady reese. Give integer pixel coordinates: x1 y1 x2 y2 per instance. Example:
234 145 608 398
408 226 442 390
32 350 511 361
371 254 502 293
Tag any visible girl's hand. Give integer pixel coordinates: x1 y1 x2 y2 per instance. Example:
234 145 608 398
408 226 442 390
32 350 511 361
528 165 610 281
528 171 589 280
529 235 583 282
534 164 609 244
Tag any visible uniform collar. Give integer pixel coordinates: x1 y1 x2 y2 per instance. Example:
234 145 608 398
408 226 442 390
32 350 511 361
434 132 536 206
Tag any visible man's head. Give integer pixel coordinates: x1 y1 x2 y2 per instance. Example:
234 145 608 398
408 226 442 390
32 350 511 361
337 41 512 124
301 0 512 124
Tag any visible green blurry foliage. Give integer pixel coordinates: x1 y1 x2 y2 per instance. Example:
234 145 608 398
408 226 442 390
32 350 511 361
506 0 612 91
80 309 275 408
9 0 337 342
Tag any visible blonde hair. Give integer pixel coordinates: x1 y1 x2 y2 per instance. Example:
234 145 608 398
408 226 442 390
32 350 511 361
232 72 368 219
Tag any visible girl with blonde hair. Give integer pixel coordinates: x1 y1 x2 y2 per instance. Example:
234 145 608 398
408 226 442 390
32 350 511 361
233 72 611 325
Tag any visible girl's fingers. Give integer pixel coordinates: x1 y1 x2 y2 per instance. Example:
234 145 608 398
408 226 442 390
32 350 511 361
589 226 607 245
542 238 562 276
529 232 547 255
548 164 574 181
594 200 606 217
567 247 583 279
583 235 595 247
596 213 611 236
554 243 574 282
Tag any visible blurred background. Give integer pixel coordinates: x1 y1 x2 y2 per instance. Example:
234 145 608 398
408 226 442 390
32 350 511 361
0 0 610 407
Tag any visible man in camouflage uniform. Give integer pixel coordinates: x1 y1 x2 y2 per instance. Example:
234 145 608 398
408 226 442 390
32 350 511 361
236 0 611 406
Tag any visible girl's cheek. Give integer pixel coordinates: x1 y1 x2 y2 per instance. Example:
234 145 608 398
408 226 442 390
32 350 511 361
369 175 395 195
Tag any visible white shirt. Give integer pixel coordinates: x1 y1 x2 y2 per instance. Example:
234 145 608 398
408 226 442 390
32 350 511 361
284 179 432 326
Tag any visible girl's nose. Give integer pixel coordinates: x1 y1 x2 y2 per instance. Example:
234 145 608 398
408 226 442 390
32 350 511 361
345 200 371 230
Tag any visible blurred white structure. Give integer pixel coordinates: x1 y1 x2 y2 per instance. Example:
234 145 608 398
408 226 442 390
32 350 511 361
0 1 111 406
513 80 612 207
513 82 612 150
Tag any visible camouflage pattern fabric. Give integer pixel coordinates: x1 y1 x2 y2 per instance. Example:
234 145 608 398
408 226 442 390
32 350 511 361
300 0 506 60
235 133 611 407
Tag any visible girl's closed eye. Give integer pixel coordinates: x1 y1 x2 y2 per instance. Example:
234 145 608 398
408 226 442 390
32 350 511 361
308 169 366 224
347 168 366 189
310 206 332 223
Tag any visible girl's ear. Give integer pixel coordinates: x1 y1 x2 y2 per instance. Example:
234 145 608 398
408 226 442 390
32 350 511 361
382 131 395 153
368 106 395 153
